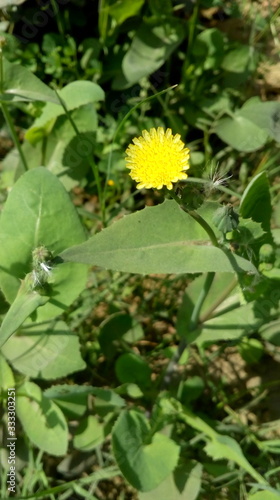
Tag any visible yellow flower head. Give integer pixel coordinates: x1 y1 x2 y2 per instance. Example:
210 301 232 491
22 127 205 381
125 127 190 190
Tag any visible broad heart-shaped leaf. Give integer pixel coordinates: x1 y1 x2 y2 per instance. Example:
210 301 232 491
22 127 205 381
26 80 104 141
113 19 185 89
60 200 256 275
1 321 86 379
0 167 88 322
16 381 68 456
0 275 49 349
112 410 180 492
215 115 268 152
0 57 60 104
240 172 272 234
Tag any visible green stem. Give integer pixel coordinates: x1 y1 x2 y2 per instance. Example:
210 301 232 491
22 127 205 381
54 90 106 226
181 176 241 199
1 102 28 172
189 272 215 330
200 276 238 323
169 189 220 247
0 44 3 94
50 0 64 36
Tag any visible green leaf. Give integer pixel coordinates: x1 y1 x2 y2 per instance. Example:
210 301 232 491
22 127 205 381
26 80 104 141
259 320 280 346
238 337 263 364
73 416 105 452
215 115 268 152
116 383 144 399
109 0 144 24
113 19 184 88
192 28 224 70
221 45 257 87
240 172 272 233
1 321 86 379
204 435 265 484
188 301 262 346
99 312 144 359
178 377 205 405
44 384 88 418
139 462 202 500
0 167 88 322
175 401 266 485
60 200 257 275
0 57 60 104
0 354 14 391
248 491 280 500
112 410 180 491
115 353 151 388
22 107 97 189
44 384 125 417
0 277 49 349
238 98 280 142
16 381 68 456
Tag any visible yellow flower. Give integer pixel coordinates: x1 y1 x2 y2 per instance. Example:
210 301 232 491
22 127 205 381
125 127 190 190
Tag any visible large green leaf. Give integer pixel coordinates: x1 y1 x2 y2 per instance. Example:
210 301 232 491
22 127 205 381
0 167 88 321
60 200 256 274
1 321 86 379
16 381 68 456
215 115 268 152
112 410 180 491
113 19 184 88
0 57 60 104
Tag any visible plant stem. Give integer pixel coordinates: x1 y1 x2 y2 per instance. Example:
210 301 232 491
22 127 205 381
169 189 220 247
162 271 215 388
200 276 238 323
189 272 215 330
1 103 28 172
54 90 107 226
50 0 64 36
0 42 28 172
